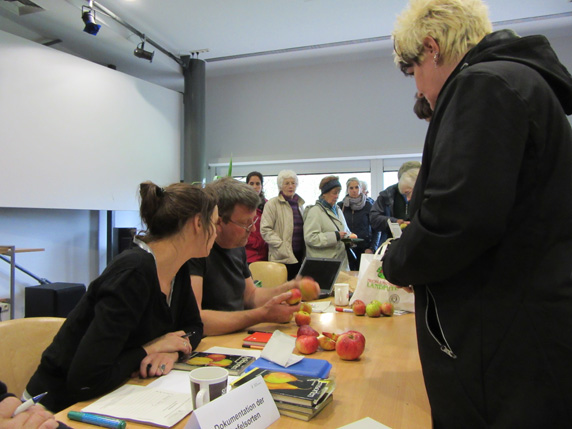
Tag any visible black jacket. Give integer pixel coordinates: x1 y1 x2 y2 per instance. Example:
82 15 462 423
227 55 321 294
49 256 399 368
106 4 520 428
384 30 572 427
337 199 380 252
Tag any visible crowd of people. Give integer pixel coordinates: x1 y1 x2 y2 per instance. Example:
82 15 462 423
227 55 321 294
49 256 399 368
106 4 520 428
3 0 570 427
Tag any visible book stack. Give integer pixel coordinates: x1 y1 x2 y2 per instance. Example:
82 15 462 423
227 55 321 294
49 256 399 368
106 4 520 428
231 367 335 421
173 351 255 376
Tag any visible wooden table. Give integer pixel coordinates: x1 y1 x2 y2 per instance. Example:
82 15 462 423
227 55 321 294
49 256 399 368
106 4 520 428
56 310 431 428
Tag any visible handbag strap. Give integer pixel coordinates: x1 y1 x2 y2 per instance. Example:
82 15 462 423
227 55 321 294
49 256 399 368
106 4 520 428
317 203 341 232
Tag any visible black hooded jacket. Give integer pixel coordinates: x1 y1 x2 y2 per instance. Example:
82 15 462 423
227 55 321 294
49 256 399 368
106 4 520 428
383 30 572 428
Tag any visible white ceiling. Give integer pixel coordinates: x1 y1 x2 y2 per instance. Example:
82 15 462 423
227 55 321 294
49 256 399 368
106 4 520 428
1 0 571 92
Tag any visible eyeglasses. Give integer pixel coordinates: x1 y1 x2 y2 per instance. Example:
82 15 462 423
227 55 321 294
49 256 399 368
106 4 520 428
228 216 259 232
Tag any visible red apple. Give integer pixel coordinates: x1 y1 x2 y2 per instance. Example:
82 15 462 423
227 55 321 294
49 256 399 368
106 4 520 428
380 302 395 317
322 332 339 342
300 302 312 314
352 299 366 316
366 301 381 317
336 332 365 361
318 335 336 351
286 288 302 305
345 330 366 348
299 277 320 301
296 335 319 354
294 311 311 326
297 325 319 337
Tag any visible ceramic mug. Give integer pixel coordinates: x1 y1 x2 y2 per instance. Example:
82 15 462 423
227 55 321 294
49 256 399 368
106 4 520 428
189 366 229 409
334 283 350 306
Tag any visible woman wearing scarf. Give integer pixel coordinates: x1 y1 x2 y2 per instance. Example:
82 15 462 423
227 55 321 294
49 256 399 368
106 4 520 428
303 175 354 271
337 177 380 270
260 170 305 280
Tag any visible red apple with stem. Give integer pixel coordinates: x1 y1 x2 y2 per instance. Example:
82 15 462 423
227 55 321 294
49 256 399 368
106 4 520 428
336 332 365 360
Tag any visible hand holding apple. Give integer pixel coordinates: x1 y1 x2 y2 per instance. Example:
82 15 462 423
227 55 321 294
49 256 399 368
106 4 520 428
286 288 302 305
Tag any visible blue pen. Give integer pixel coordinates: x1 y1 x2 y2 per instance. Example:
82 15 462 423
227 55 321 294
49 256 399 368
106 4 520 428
68 411 126 429
12 392 48 416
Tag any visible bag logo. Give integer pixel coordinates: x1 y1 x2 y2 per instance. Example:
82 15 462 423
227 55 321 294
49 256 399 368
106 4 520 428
389 294 400 304
376 266 386 279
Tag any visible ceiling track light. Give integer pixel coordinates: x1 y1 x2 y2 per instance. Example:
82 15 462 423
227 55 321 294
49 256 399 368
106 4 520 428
81 1 100 36
134 37 154 62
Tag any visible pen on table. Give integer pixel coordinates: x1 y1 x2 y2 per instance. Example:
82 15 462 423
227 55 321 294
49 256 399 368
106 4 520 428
335 307 353 313
68 411 126 429
182 330 197 338
246 330 274 334
12 392 48 416
242 344 264 350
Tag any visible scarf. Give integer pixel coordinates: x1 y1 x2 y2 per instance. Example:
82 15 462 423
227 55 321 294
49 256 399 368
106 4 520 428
341 193 366 211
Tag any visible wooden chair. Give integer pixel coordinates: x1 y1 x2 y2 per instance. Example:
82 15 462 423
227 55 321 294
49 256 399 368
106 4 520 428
0 317 65 397
249 261 288 288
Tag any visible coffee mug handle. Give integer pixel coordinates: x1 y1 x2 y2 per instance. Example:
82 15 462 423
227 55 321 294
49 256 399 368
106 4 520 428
196 386 209 408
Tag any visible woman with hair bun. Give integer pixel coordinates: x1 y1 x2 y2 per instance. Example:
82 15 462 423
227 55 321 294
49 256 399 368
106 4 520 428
26 181 218 413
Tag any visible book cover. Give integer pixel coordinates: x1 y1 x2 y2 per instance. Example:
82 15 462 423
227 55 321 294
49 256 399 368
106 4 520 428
231 367 333 407
173 351 255 376
244 357 332 378
242 331 273 346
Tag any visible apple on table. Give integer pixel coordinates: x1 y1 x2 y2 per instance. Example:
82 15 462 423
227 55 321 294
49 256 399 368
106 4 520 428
336 331 365 361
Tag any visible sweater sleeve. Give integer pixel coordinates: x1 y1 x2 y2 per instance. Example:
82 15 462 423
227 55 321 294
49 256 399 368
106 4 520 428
66 269 154 400
383 71 529 286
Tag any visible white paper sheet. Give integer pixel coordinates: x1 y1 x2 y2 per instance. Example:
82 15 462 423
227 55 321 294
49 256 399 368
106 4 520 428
82 384 193 428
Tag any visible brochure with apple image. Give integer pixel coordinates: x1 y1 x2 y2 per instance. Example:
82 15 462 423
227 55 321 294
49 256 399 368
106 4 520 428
173 351 255 376
231 367 335 407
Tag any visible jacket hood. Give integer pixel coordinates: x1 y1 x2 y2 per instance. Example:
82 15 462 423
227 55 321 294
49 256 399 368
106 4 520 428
459 30 572 115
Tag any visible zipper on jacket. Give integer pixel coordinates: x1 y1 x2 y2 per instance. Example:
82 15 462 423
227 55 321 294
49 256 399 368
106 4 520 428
425 286 457 359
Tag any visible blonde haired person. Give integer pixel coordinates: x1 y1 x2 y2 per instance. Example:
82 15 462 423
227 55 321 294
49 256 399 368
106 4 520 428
383 0 572 427
260 170 305 279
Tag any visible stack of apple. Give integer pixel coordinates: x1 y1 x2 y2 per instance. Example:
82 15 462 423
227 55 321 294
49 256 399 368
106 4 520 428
295 327 366 361
351 299 394 318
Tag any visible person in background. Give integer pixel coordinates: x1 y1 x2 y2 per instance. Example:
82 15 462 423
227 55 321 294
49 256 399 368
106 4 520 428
1 380 59 429
360 180 375 205
384 0 572 426
337 177 380 270
370 165 420 242
303 175 353 271
260 170 306 280
413 93 432 121
189 177 319 335
245 171 268 263
26 181 216 412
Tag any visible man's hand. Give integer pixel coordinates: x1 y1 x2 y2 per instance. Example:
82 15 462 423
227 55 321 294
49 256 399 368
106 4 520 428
259 291 301 323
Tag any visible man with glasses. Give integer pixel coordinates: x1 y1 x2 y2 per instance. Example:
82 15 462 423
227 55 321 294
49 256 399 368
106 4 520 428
188 177 316 335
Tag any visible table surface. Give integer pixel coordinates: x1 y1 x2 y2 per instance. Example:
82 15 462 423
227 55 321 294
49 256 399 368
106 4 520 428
56 309 431 428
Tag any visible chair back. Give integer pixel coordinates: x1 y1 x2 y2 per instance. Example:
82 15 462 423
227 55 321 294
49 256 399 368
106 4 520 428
249 261 288 288
0 317 64 397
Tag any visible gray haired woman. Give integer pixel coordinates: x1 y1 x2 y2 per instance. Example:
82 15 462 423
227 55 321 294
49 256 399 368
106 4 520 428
260 170 305 279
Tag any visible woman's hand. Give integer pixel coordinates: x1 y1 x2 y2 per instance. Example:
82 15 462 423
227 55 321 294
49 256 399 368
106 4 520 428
339 231 348 239
0 397 58 429
143 331 190 356
139 352 180 378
